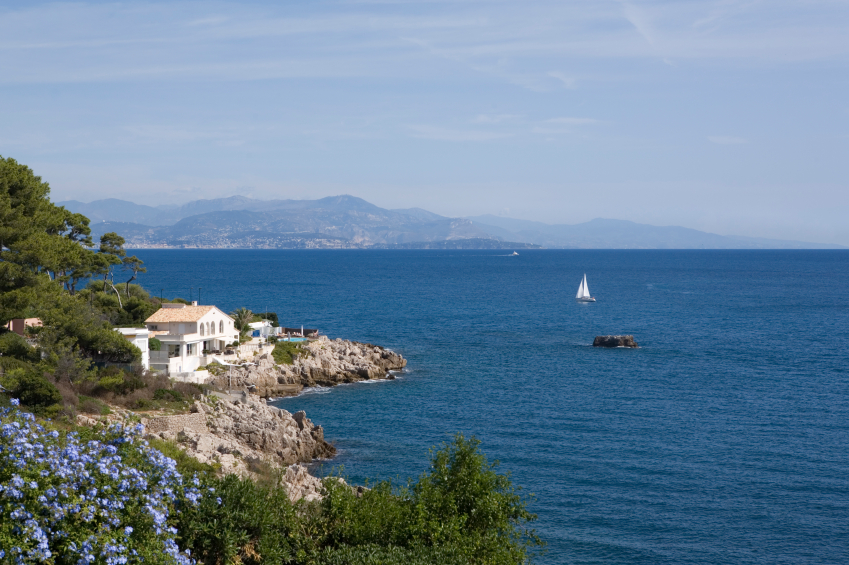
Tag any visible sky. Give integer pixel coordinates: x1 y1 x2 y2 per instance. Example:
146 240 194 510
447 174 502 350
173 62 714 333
1 0 848 244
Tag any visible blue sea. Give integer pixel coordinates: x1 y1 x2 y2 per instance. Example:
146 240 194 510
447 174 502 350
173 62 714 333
134 250 849 564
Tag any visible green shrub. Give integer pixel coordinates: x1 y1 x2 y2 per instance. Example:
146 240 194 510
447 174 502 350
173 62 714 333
2 367 62 415
147 437 219 482
0 356 34 373
315 544 469 565
176 473 301 564
0 331 39 362
154 388 183 403
149 337 162 351
178 435 543 565
78 394 111 415
272 341 303 365
38 290 142 364
93 366 145 396
0 405 200 562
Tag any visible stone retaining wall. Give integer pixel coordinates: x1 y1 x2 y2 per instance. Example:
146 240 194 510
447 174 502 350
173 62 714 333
147 412 208 434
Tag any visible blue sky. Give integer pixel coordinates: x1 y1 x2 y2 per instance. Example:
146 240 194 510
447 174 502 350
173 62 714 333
1 0 847 244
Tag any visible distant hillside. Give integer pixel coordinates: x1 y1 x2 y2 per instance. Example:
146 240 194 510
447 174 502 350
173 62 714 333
60 195 440 227
82 196 501 248
372 239 540 250
58 199 178 226
67 196 844 249
467 215 845 250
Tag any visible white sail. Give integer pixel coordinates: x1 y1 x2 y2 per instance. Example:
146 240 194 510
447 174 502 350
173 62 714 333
582 274 591 298
576 277 585 299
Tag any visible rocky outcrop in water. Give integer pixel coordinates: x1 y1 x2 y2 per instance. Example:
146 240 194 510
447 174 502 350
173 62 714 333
210 336 407 398
593 335 639 348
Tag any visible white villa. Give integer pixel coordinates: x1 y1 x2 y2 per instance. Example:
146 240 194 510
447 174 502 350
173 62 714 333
248 319 277 338
115 327 151 370
145 302 239 374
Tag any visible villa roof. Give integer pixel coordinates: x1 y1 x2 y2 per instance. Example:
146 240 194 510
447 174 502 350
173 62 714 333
145 305 225 323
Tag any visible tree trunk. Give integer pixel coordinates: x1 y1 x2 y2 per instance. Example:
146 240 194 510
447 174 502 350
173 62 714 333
107 280 123 309
125 273 137 297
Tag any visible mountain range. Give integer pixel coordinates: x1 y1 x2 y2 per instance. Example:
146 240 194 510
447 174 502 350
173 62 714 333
58 196 844 250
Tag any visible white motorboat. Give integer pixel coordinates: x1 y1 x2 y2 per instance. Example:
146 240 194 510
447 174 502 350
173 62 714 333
512 251 519 256
576 273 596 302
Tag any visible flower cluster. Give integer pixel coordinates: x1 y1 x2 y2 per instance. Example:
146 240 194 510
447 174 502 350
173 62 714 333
0 399 200 563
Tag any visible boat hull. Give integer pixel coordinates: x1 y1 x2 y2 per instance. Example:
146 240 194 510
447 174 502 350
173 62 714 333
576 297 596 302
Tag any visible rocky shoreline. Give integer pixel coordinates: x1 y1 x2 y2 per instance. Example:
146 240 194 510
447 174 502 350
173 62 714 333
75 336 405 502
209 336 407 399
143 395 334 501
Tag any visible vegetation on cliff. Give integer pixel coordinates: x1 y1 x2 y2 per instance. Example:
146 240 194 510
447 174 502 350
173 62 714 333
0 157 544 563
1 397 542 564
0 157 203 418
271 341 303 365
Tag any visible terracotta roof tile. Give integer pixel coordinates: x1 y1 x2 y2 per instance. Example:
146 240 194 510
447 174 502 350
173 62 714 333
145 306 220 323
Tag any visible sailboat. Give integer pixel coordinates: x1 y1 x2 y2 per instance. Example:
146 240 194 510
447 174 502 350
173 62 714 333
575 274 596 302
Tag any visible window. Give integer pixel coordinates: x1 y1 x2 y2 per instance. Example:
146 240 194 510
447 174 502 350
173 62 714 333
168 344 180 358
199 323 205 336
219 320 224 333
186 343 195 356
149 325 158 331
209 321 214 335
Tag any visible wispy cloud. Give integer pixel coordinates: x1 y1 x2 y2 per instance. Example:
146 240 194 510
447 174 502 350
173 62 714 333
619 1 656 46
1 1 848 87
547 71 576 89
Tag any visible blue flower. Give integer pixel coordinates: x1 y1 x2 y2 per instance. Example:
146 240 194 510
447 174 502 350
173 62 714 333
1 404 198 564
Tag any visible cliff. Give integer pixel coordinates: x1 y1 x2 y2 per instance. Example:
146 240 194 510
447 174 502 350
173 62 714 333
210 336 407 398
145 396 334 469
75 394 334 501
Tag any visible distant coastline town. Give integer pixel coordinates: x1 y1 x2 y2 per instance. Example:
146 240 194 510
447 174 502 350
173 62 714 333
61 195 845 250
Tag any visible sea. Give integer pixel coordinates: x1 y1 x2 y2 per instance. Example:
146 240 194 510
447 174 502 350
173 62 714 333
134 249 849 565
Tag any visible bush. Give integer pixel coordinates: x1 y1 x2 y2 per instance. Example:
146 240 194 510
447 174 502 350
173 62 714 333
0 397 542 565
178 435 543 565
2 367 61 416
172 381 204 399
0 331 39 362
91 366 146 396
176 473 300 564
272 341 303 365
72 367 174 411
0 356 33 373
0 402 200 563
154 388 184 403
149 337 162 351
78 395 111 415
147 437 219 483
